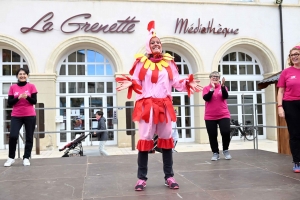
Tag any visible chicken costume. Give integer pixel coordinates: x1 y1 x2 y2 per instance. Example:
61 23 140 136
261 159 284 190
116 21 200 191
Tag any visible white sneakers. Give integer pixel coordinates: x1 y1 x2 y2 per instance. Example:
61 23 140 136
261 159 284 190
4 158 15 167
23 158 30 166
4 158 31 167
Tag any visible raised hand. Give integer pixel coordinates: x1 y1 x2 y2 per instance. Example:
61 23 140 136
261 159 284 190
210 80 215 88
221 77 225 86
189 80 203 92
116 80 133 91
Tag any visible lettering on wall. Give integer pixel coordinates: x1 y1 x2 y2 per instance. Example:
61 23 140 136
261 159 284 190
20 12 240 37
20 12 54 33
175 18 239 37
20 12 140 34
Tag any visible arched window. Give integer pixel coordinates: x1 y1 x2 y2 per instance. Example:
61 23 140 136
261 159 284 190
59 49 113 76
0 48 28 148
165 50 190 75
57 49 114 95
218 52 262 91
56 49 116 145
163 50 194 142
1 49 28 94
218 51 265 139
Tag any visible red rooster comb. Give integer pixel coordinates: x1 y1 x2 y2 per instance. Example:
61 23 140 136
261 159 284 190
147 21 155 31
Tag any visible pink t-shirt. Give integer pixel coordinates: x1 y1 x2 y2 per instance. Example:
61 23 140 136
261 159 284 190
202 84 230 120
277 66 300 101
8 83 38 117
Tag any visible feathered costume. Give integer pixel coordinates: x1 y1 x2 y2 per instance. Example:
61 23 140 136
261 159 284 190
116 21 196 151
116 21 201 190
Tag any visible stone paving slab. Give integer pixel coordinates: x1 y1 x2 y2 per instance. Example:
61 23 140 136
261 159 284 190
0 149 299 200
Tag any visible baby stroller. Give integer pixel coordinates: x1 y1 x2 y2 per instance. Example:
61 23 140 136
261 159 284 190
59 132 92 157
148 134 178 153
148 134 162 153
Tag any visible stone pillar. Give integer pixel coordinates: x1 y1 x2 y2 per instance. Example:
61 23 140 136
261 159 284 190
262 73 277 141
115 73 139 148
194 72 210 144
29 73 57 150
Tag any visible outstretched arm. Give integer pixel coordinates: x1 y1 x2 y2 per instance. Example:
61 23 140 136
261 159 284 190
188 79 203 93
116 75 142 99
116 80 133 91
170 61 202 96
179 74 203 97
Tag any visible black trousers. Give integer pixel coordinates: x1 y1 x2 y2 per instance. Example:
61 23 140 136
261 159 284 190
283 100 300 163
205 118 231 154
137 149 174 181
9 116 36 159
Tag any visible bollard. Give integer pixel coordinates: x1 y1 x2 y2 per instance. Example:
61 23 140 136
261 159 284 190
35 103 45 155
125 101 135 150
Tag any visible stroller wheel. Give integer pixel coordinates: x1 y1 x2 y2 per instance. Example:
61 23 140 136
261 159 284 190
154 147 162 153
148 150 155 154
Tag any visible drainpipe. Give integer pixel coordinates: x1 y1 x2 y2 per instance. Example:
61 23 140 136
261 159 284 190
277 1 284 70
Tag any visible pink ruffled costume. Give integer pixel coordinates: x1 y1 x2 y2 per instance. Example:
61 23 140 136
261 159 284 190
116 21 195 151
116 21 199 190
131 57 189 151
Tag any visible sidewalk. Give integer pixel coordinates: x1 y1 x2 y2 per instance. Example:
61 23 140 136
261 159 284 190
1 140 297 200
0 139 278 159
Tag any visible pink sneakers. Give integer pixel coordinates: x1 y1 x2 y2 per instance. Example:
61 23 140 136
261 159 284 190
165 177 179 189
293 162 300 173
135 179 146 191
135 177 179 191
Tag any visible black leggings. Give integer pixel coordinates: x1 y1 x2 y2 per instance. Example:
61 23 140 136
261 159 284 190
283 100 300 163
137 149 174 181
205 118 231 154
9 116 36 159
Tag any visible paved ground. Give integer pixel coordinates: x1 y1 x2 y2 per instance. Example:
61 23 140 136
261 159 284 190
0 139 278 159
0 148 299 200
1 139 297 200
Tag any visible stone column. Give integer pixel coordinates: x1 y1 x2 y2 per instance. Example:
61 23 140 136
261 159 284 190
29 73 57 150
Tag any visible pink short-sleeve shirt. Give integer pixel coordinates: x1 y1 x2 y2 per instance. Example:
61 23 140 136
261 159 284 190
277 66 300 101
8 83 38 116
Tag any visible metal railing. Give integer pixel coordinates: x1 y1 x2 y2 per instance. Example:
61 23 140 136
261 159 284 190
2 101 286 157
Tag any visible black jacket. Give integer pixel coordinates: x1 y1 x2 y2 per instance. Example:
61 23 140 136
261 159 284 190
96 117 108 141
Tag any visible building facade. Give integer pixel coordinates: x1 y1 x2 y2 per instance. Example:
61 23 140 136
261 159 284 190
0 0 299 150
